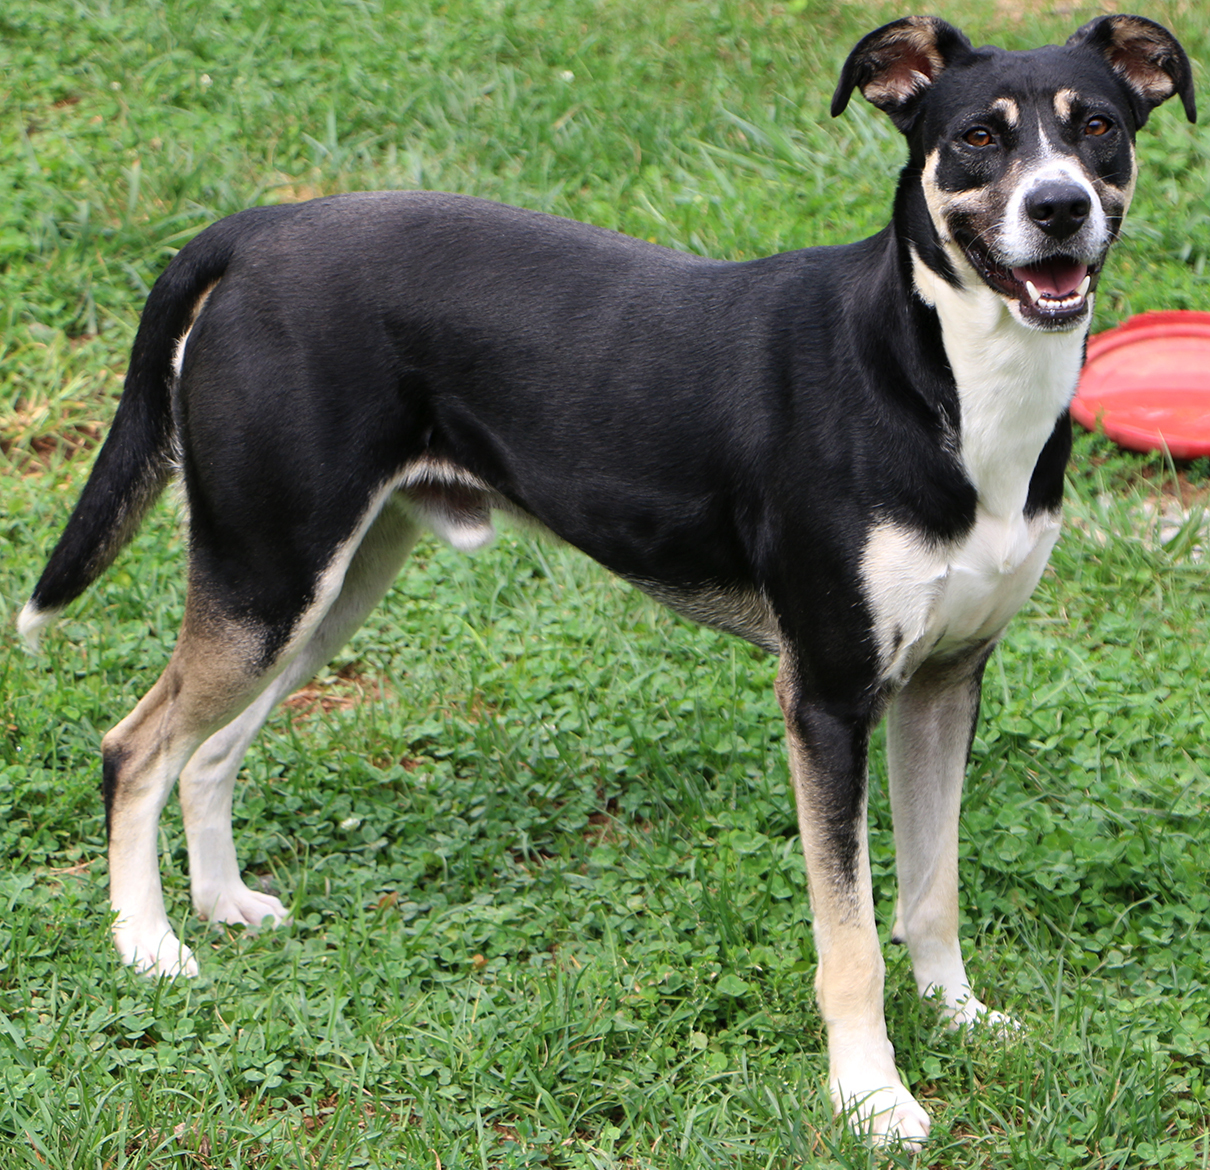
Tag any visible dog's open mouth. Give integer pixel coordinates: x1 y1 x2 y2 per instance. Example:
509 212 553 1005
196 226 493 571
962 240 1100 325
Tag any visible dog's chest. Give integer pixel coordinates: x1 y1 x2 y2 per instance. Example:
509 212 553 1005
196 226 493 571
862 507 1060 682
861 298 1082 681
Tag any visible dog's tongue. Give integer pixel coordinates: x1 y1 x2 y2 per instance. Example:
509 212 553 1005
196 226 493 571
1011 259 1088 297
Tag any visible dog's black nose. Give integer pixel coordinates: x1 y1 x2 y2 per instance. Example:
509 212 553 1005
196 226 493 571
1025 182 1092 239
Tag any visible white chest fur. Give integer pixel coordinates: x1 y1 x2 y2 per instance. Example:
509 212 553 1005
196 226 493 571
862 508 1061 682
862 256 1085 682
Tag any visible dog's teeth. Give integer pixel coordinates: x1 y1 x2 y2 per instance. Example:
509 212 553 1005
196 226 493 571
1025 280 1041 304
1077 274 1091 298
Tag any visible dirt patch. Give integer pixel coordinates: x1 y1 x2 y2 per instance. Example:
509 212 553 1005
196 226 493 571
282 662 385 719
1 420 103 473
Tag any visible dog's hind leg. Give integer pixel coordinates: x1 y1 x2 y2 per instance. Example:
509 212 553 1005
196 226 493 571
177 497 420 934
887 648 1015 1030
103 485 415 978
103 604 278 978
775 659 931 1148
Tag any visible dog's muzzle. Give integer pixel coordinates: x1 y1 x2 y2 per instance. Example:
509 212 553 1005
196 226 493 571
961 233 1101 327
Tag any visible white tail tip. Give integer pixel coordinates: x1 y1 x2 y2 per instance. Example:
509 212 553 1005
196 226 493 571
17 600 56 652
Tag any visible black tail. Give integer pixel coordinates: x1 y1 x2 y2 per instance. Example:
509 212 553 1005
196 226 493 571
19 206 283 643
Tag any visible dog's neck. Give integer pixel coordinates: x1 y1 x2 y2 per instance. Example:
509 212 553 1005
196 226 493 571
906 242 1085 523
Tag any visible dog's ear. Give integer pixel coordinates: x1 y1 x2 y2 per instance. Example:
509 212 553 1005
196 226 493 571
831 16 974 130
1067 14 1196 125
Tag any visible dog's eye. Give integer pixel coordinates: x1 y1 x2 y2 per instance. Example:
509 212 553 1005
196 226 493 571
963 127 994 148
1084 116 1112 137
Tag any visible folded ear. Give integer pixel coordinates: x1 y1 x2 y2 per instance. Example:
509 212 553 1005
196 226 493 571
831 16 974 130
1067 14 1196 125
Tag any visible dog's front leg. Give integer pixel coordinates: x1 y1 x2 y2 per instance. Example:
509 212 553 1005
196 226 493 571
886 649 1017 1031
775 661 930 1148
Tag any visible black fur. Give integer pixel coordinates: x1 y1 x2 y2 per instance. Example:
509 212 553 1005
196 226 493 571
44 192 986 670
27 14 1194 889
28 206 299 616
1025 413 1074 519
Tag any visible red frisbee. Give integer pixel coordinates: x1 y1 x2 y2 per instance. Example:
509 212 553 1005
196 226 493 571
1071 310 1210 459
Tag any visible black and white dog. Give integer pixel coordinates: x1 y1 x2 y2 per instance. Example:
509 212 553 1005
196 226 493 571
20 14 1194 1146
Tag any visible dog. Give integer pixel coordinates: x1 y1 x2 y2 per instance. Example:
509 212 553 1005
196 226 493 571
19 14 1194 1146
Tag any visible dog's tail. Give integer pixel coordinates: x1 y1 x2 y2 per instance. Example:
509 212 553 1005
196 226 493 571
18 208 273 649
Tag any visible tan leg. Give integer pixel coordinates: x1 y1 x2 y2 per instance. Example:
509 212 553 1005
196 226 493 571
179 500 419 929
887 650 1016 1031
103 483 420 977
776 660 929 1148
103 604 268 977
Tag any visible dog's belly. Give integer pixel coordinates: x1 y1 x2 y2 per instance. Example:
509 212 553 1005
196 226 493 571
397 461 783 651
622 577 781 652
861 508 1061 681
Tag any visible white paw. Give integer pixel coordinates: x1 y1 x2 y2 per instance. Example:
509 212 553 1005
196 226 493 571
114 923 199 978
833 1079 931 1149
195 884 290 929
942 995 1021 1035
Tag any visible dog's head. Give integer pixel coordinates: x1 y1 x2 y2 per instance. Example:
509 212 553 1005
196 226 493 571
833 15 1196 331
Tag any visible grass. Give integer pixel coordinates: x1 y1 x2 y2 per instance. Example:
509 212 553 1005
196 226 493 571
2 0 1210 1165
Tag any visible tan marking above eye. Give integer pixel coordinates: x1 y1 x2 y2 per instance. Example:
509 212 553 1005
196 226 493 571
1053 88 1078 122
990 96 1020 126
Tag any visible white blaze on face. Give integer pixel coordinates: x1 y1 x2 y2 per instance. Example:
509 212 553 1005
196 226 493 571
916 95 1127 331
997 115 1108 266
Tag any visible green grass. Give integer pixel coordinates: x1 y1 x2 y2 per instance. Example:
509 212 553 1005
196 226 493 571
2 0 1210 1165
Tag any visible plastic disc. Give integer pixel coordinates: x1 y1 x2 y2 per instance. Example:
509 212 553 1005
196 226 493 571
1071 310 1210 459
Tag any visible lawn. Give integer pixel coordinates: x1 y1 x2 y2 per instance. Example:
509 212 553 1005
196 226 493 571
2 1 1209 1166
